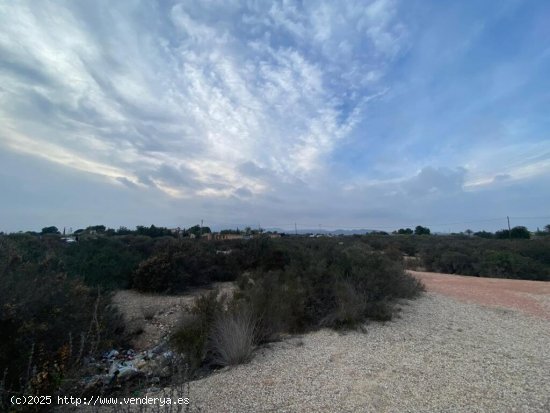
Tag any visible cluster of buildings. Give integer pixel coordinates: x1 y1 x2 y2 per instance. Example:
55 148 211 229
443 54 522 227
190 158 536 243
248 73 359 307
177 231 282 241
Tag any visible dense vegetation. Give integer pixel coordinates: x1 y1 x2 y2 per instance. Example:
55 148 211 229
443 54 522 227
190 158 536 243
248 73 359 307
358 233 550 281
171 238 423 371
0 235 125 404
1 225 549 403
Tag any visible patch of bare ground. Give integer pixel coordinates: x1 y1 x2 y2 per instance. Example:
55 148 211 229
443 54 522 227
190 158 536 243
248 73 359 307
111 282 236 350
409 270 550 320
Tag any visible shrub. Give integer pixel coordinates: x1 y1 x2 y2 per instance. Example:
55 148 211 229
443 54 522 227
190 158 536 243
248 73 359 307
210 309 257 366
236 246 424 336
63 237 143 289
170 291 225 370
0 238 124 399
321 279 366 328
133 252 190 293
479 251 548 280
238 269 307 341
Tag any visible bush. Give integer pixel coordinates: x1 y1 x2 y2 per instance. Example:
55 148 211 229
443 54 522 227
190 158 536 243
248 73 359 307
133 252 190 293
237 245 423 335
0 237 124 400
321 279 366 328
417 237 550 280
210 309 257 366
170 291 225 370
133 241 241 293
63 237 143 289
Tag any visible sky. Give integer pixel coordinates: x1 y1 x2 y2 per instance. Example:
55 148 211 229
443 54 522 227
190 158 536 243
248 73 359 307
1 0 549 233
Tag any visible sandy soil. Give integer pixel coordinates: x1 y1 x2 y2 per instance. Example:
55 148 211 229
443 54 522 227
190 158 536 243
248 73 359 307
409 270 550 319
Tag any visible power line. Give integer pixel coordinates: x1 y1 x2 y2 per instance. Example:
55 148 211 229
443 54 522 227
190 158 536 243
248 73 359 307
509 216 550 220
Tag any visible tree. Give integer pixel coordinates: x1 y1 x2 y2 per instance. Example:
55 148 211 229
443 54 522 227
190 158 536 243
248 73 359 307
187 225 211 238
464 229 473 236
116 226 134 235
397 228 413 235
545 224 550 233
86 225 106 233
136 225 175 238
414 225 430 235
510 226 530 239
474 230 494 239
41 226 60 235
496 226 531 239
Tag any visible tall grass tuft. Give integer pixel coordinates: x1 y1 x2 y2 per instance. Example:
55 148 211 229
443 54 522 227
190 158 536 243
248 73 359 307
210 309 257 366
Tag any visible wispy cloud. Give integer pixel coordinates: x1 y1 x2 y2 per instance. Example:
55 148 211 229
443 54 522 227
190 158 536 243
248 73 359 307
0 0 549 232
0 0 402 201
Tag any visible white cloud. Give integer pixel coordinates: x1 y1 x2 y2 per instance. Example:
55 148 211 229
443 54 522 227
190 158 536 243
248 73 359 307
0 0 403 200
2 0 548 232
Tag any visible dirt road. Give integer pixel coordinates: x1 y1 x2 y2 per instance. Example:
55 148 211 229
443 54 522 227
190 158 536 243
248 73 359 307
409 270 550 319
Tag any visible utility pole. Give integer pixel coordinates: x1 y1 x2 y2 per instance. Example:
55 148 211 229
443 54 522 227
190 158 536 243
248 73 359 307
507 216 511 239
295 222 298 236
200 219 203 237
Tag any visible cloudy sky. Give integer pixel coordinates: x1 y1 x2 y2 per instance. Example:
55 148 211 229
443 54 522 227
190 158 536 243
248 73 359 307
1 0 549 233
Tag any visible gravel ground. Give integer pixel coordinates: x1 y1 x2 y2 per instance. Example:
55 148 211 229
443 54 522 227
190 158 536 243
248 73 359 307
186 293 550 413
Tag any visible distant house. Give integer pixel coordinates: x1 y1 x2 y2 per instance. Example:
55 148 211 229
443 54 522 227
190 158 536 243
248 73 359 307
215 233 244 240
170 227 183 237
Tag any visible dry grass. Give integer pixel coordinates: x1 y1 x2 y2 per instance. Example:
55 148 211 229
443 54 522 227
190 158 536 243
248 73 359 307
210 310 257 366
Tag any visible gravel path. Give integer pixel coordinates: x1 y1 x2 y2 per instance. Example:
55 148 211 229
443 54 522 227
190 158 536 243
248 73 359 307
409 270 550 319
187 293 550 412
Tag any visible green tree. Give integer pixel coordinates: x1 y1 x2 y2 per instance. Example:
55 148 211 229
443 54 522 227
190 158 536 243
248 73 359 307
86 225 106 233
414 225 430 235
510 226 530 239
187 225 211 237
41 226 60 235
474 230 494 239
496 226 531 239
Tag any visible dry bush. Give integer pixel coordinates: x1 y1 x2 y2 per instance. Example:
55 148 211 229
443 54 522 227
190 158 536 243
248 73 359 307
209 309 257 366
171 291 225 371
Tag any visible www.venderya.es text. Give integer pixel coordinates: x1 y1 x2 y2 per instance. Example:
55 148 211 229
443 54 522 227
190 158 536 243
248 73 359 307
11 395 190 407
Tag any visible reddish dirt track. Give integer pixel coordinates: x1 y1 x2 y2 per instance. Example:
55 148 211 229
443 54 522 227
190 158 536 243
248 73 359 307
409 270 550 320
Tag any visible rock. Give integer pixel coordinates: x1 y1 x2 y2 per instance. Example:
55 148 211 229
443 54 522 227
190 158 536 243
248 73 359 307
117 365 142 382
147 386 161 393
151 342 168 355
160 366 171 378
109 362 121 376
